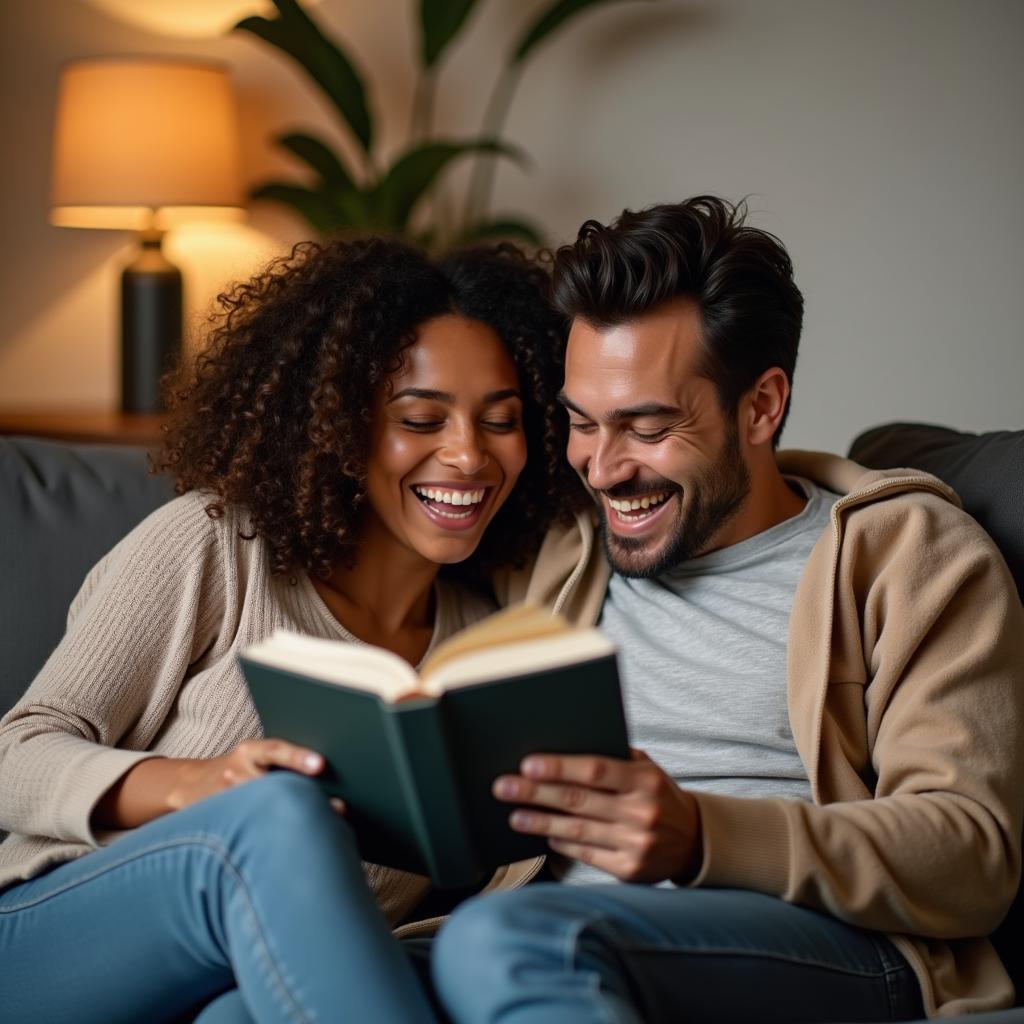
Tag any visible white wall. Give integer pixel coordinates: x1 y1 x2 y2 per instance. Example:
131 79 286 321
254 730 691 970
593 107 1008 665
1 0 1021 453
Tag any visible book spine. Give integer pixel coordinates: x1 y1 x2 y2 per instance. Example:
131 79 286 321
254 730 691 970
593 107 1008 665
381 703 481 889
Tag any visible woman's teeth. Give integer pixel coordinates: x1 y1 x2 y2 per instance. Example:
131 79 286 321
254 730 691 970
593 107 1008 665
413 486 485 506
608 490 671 521
413 486 486 519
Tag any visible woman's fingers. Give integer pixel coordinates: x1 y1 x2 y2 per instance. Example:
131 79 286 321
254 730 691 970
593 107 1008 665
236 739 324 775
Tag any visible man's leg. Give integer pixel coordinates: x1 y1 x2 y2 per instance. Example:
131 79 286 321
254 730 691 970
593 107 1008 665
0 772 436 1024
432 882 924 1024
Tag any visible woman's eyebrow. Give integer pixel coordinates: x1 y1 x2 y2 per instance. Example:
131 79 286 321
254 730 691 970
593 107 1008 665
387 387 521 404
388 387 453 404
482 388 522 403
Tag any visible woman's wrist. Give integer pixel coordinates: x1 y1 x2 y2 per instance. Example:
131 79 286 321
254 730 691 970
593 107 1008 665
90 756 182 830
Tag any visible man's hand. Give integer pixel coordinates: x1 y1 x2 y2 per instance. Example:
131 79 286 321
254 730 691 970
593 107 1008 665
493 748 702 884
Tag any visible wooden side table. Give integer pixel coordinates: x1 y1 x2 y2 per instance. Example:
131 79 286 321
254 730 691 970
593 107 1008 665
0 409 165 447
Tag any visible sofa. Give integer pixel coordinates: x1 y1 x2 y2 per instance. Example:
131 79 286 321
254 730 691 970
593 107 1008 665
0 423 1021 1022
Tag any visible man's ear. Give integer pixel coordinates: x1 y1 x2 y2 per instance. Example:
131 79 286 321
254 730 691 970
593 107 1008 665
743 367 790 447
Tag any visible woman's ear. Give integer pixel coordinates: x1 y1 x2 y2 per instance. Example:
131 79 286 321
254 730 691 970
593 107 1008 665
743 367 790 447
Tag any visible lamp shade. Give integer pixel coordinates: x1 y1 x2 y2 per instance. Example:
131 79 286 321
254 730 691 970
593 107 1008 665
51 58 243 230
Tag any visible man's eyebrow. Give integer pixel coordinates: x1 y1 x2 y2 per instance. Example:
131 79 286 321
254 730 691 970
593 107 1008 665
387 387 522 404
557 392 680 422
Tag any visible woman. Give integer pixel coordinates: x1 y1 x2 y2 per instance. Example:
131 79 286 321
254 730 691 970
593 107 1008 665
0 238 575 1023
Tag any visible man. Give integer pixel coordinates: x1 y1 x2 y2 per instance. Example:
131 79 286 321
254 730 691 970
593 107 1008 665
431 197 1024 1021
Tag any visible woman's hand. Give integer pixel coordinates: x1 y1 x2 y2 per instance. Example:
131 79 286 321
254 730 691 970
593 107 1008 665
165 739 327 811
92 740 343 830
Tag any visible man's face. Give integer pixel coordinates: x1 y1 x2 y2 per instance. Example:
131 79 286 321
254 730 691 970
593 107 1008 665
562 299 751 578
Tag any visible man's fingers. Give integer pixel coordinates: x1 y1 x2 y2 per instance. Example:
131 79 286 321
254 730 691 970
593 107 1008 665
509 807 630 849
494 776 632 822
518 754 635 792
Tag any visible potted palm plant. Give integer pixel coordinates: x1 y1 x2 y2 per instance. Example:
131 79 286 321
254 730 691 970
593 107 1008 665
236 0 648 248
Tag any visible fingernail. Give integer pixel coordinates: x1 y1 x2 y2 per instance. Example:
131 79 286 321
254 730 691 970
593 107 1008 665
522 757 545 778
304 753 323 771
510 811 532 830
494 778 518 798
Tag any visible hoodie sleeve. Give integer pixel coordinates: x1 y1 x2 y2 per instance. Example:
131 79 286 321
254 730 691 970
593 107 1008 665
690 492 1024 941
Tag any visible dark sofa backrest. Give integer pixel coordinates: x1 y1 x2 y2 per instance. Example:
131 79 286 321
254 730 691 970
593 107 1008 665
848 422 1024 1003
0 436 173 718
849 422 1023 601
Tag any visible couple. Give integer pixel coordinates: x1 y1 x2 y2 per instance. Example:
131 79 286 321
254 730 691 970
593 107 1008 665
1 197 1022 1023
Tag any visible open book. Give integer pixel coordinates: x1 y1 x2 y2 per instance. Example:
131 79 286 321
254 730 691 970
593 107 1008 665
239 604 629 888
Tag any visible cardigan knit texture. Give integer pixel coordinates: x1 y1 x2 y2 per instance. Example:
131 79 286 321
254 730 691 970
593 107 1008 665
0 491 505 927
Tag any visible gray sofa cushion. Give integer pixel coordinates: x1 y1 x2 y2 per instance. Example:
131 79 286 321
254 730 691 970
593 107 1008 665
848 421 1024 1005
0 436 173 718
849 422 1023 600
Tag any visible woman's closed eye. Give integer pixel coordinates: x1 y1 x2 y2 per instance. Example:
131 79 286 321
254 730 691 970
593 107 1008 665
481 417 520 432
401 418 445 431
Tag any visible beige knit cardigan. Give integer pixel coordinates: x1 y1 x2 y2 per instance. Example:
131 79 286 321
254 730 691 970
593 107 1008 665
0 492 500 924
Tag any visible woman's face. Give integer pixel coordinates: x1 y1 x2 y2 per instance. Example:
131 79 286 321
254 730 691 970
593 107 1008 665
363 314 527 566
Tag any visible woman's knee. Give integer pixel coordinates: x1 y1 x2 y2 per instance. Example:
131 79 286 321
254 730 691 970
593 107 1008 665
211 772 349 852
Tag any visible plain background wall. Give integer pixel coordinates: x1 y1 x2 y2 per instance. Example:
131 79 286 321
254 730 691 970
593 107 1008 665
0 0 1021 455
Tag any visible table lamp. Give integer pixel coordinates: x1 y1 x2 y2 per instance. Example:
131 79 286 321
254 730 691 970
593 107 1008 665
50 58 243 413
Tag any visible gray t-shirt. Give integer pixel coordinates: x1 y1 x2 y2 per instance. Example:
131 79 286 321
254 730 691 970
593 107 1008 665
558 477 838 885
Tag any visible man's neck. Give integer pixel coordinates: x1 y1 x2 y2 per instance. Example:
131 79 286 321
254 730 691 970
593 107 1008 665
706 461 808 554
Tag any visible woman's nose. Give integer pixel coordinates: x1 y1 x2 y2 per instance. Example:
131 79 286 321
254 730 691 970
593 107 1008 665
439 426 489 475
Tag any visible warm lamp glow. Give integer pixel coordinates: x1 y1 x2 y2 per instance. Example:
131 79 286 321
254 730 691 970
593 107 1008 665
80 1 319 41
50 59 243 229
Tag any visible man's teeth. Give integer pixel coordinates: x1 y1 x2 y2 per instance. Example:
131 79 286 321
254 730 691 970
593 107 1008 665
413 486 486 507
607 491 671 513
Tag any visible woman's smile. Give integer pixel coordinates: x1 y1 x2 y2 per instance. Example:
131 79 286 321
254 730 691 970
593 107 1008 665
363 313 527 564
411 483 495 530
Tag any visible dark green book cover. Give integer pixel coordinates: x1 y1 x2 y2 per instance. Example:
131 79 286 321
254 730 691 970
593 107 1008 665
239 649 629 889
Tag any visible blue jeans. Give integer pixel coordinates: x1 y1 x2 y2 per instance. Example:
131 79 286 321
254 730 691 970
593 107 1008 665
431 882 926 1023
0 772 436 1024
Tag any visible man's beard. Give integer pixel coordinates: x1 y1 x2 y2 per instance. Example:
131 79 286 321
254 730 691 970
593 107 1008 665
596 424 751 579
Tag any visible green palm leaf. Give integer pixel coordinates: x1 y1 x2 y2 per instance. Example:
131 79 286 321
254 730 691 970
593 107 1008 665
251 181 374 233
237 0 373 155
420 0 482 68
372 139 527 229
512 0 635 64
277 132 357 191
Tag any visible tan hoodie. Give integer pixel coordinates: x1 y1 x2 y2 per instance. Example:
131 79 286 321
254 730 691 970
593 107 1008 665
495 450 1024 1018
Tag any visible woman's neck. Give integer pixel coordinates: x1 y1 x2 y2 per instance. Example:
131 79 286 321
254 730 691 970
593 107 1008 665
312 521 441 663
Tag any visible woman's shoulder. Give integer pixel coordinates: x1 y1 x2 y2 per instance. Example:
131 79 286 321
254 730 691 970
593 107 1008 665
72 492 260 611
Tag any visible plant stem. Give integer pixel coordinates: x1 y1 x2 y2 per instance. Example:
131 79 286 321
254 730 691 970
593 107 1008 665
462 64 521 230
410 69 437 140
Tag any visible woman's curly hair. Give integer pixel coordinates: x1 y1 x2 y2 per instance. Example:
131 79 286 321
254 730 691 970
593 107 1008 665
153 236 583 581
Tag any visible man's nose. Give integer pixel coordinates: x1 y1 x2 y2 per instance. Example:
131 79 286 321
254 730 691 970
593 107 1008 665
439 425 489 476
585 434 631 492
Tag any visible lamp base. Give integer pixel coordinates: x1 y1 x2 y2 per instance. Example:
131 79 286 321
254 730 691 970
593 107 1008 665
120 232 182 414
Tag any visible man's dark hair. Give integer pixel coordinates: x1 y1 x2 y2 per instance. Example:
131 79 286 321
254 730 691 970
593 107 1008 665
551 196 804 444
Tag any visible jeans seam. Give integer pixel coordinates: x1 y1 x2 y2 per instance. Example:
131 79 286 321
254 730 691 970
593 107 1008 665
600 942 911 980
0 833 314 1024
564 913 627 1024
